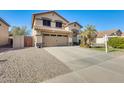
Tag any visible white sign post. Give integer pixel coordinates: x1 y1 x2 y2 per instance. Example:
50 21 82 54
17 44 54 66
104 35 108 53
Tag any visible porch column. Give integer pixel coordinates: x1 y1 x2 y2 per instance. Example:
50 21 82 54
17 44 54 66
68 34 73 46
77 35 80 44
35 35 43 48
34 30 43 48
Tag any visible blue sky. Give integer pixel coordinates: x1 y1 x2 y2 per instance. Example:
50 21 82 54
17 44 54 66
0 10 124 34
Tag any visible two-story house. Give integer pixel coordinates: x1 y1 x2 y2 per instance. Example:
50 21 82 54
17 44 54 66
32 11 82 47
0 17 10 46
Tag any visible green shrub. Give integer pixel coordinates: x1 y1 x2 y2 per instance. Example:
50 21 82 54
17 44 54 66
108 37 124 49
117 44 124 49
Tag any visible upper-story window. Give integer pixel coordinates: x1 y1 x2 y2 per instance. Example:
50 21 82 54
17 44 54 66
56 22 62 28
74 24 76 27
0 24 2 30
43 19 51 27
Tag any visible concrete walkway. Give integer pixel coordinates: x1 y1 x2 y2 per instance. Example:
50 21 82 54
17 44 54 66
44 46 124 83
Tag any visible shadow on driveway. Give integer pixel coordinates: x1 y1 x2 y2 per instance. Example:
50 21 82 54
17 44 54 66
0 59 7 63
0 47 33 53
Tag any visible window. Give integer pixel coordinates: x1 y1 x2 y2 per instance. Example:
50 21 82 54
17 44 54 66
43 19 51 26
56 22 62 28
57 35 62 37
63 35 67 37
74 24 76 27
51 34 56 36
44 34 50 36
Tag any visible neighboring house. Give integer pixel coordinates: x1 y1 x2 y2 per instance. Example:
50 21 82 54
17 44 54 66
96 29 122 44
32 11 82 47
0 17 10 46
121 32 124 36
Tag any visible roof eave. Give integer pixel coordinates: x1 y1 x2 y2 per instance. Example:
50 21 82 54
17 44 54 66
0 17 10 27
67 22 83 28
32 11 70 28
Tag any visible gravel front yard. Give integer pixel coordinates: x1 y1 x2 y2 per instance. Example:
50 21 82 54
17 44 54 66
0 48 72 83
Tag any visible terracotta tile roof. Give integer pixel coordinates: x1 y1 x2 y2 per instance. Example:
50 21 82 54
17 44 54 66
97 29 121 38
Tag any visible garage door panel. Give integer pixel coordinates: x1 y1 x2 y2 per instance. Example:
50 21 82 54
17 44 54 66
43 36 57 47
57 37 68 46
43 34 68 47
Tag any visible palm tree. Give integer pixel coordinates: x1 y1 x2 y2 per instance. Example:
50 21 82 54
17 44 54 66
10 26 30 36
81 25 97 48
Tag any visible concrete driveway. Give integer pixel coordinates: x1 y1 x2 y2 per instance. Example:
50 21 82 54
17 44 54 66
44 46 124 83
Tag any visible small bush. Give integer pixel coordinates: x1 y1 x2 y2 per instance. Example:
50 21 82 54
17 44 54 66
80 44 84 47
80 44 90 48
108 37 124 49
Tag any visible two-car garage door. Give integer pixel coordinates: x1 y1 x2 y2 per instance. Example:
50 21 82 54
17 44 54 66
43 34 68 47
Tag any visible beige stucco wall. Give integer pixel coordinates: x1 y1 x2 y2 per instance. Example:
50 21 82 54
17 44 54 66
68 34 73 45
34 36 42 47
34 12 68 29
0 20 9 46
32 28 43 47
13 36 24 48
65 23 81 31
77 34 81 42
96 38 105 44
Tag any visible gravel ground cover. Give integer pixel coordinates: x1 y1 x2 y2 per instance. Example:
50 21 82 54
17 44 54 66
0 48 72 83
